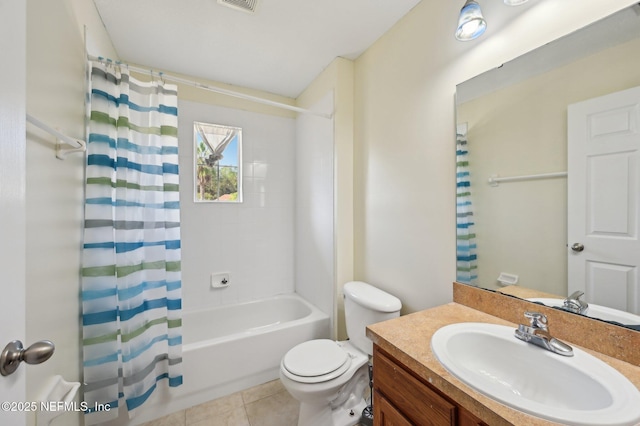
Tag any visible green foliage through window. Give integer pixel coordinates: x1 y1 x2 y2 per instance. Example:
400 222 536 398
194 122 242 202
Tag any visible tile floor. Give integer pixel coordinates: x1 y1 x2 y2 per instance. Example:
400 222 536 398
141 379 299 426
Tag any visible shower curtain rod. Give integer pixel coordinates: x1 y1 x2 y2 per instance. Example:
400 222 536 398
88 55 333 119
26 113 87 159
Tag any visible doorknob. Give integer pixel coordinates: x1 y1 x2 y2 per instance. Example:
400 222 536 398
571 243 585 252
0 340 55 376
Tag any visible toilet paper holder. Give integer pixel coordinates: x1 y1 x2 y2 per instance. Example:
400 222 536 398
497 272 518 286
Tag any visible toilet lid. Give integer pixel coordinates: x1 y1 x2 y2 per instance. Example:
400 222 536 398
283 339 349 379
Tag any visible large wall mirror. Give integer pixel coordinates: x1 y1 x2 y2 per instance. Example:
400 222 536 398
455 4 640 329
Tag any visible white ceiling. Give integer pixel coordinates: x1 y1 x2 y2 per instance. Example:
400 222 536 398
93 0 422 98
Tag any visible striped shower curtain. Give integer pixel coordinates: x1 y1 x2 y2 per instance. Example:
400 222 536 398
81 61 183 424
456 125 478 285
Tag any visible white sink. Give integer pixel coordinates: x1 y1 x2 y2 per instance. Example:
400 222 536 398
528 298 640 325
431 322 640 426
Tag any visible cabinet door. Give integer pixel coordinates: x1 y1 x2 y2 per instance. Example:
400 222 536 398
375 393 413 426
458 408 488 426
373 346 490 426
374 348 455 425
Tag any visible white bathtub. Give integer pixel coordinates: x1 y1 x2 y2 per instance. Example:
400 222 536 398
128 293 330 425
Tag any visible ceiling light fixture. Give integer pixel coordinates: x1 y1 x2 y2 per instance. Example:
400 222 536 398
455 0 487 41
456 0 530 41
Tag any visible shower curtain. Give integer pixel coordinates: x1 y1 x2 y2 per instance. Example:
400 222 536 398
456 126 478 285
81 61 183 424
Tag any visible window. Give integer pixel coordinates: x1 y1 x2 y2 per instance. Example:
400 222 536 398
194 121 242 202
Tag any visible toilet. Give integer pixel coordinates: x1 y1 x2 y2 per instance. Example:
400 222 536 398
280 281 402 426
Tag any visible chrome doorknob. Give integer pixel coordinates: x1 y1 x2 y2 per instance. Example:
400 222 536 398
0 340 55 376
571 243 585 252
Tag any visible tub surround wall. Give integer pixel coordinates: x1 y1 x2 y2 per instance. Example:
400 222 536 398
453 282 640 366
367 291 640 425
178 100 296 311
294 92 336 329
296 57 355 340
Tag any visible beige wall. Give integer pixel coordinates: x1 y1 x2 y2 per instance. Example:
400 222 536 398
353 0 636 314
458 37 640 295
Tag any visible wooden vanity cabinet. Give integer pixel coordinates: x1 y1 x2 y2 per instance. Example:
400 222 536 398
373 346 487 426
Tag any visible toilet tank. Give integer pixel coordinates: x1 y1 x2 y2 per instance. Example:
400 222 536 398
343 281 402 355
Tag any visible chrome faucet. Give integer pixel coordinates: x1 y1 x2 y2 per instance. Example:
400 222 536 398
562 291 589 315
515 312 573 357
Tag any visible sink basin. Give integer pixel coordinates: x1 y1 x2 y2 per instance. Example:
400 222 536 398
527 298 640 325
431 322 640 426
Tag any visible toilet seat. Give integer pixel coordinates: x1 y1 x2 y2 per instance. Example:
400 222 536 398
282 339 352 384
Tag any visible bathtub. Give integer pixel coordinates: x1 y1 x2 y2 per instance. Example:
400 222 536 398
129 293 330 425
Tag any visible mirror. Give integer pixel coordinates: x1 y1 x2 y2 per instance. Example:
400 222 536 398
455 5 640 328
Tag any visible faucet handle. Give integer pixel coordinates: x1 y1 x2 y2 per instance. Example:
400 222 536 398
563 291 588 314
524 311 548 330
566 290 585 300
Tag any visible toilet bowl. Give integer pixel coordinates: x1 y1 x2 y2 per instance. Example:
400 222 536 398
280 340 369 426
279 281 401 426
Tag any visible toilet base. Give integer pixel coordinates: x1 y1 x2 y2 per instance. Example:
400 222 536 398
298 398 367 426
332 398 368 426
295 365 370 426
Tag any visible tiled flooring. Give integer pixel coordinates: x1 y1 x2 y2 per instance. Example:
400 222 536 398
142 380 299 426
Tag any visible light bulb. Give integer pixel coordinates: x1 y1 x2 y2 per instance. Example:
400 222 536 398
455 0 487 41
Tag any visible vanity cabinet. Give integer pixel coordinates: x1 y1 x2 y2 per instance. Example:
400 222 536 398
373 346 487 426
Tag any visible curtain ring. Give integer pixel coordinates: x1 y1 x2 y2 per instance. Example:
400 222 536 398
149 69 161 85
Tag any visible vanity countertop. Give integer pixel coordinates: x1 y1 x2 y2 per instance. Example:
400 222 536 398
366 302 640 426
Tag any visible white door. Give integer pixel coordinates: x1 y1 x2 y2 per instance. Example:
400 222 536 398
0 0 27 423
568 86 640 315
